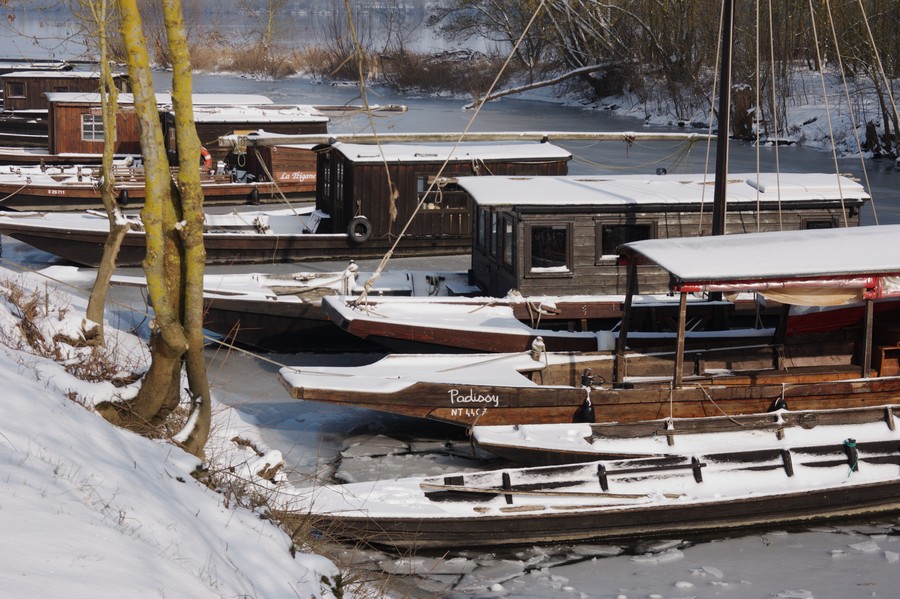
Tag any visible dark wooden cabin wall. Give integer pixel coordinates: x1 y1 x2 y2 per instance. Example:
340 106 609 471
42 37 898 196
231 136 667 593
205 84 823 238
473 206 857 298
3 75 128 112
331 157 569 239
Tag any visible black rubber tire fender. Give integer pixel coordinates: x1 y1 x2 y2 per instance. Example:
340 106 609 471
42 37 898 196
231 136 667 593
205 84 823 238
347 215 372 243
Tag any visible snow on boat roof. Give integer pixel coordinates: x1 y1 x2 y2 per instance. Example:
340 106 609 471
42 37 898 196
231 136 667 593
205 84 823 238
45 93 274 106
331 141 572 163
456 172 869 207
1 70 123 79
621 224 900 284
184 104 328 123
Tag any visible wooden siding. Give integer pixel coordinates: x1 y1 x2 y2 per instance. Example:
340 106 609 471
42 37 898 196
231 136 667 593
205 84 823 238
472 206 860 298
315 149 569 242
242 145 317 191
3 74 128 113
48 103 142 155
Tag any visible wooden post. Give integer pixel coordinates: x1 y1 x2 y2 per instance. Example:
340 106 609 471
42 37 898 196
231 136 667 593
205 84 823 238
673 291 688 388
861 298 874 377
615 257 638 385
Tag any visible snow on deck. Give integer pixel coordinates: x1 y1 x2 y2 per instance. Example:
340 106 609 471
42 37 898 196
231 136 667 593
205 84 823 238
279 351 605 394
323 295 615 348
473 415 899 459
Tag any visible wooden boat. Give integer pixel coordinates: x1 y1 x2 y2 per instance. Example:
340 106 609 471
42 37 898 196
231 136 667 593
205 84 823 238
0 91 327 167
288 414 900 550
319 171 868 353
157 170 864 355
322 292 778 354
0 140 574 264
0 158 315 212
323 294 619 353
278 224 900 427
473 404 900 465
113 265 482 352
0 207 338 266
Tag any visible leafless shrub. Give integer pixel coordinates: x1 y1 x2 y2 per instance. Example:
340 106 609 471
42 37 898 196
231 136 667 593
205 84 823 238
0 277 144 391
380 49 512 98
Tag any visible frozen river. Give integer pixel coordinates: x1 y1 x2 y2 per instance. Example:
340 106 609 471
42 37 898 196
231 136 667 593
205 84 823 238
183 73 899 597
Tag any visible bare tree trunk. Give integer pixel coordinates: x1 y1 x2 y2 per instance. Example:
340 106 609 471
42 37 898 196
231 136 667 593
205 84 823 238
80 0 131 341
162 0 211 456
99 0 189 430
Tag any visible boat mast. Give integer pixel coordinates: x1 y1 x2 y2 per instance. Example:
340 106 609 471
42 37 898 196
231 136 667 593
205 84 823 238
712 0 735 236
668 0 734 389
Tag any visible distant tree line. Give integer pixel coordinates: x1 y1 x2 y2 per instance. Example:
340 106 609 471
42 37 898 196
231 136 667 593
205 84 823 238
2 1 896 154
423 0 897 154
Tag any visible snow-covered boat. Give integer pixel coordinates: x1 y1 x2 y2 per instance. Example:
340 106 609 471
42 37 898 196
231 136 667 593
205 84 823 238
318 171 868 353
288 416 900 550
191 267 478 352
0 207 342 267
0 161 312 212
279 225 900 427
473 404 900 465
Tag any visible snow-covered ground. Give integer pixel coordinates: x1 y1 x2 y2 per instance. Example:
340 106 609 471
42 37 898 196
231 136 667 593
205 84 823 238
0 266 345 599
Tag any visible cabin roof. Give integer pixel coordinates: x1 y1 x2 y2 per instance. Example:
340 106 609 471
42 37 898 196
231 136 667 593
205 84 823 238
330 141 572 163
620 224 900 286
44 93 274 106
457 173 869 207
1 70 123 79
181 104 328 123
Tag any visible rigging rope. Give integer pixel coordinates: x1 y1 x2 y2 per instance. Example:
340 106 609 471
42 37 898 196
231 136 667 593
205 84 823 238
806 0 849 227
766 0 784 230
823 0 877 224
351 0 550 308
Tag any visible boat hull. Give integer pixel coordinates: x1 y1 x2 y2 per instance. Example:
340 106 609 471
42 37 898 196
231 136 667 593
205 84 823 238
0 222 469 267
280 346 900 427
307 480 900 550
202 295 381 352
0 179 313 211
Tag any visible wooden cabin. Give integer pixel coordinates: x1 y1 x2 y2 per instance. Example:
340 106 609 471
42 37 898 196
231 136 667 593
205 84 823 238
2 70 129 114
162 103 329 163
44 92 286 159
0 71 129 147
314 141 572 251
46 92 142 156
460 173 869 298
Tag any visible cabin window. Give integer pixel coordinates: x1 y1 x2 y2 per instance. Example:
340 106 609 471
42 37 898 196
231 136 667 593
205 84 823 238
803 219 836 229
476 207 487 249
417 176 467 211
53 86 69 93
528 223 571 273
7 82 25 98
321 161 331 198
81 114 105 141
335 160 344 199
596 222 655 259
501 216 514 267
489 212 499 257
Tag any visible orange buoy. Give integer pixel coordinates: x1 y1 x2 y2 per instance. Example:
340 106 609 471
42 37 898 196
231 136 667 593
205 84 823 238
200 146 212 170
